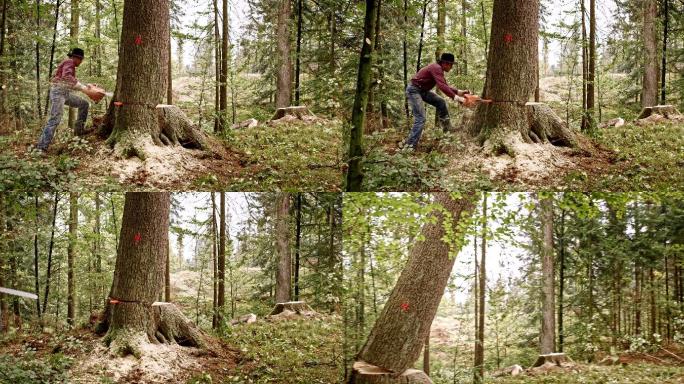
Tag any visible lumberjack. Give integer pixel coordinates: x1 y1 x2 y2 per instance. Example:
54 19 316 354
405 52 473 150
35 48 108 152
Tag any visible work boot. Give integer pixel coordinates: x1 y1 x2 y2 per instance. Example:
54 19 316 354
439 117 454 133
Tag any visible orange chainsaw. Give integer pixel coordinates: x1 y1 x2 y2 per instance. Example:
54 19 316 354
460 94 493 108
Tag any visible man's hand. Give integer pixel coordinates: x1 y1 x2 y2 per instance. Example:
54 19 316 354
458 89 471 97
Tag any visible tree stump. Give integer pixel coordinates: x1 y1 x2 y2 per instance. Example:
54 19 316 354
532 353 573 368
525 103 577 147
350 361 433 384
492 364 524 377
636 105 682 120
270 106 315 121
150 302 205 347
155 105 208 149
231 118 259 129
268 301 316 316
598 117 625 129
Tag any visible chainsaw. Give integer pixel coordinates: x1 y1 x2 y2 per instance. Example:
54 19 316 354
455 93 493 108
84 84 113 104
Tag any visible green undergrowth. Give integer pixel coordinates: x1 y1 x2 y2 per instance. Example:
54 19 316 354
218 316 343 384
591 122 684 190
491 364 683 384
0 347 73 384
222 120 344 191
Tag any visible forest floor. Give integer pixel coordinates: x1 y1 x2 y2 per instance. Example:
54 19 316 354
0 116 344 191
0 313 343 383
363 115 684 191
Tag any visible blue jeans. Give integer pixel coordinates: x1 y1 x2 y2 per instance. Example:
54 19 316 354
405 84 450 148
36 86 89 150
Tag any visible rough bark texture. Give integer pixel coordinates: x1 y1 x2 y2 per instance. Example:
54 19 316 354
540 195 556 354
350 362 433 384
525 103 577 147
67 193 77 327
104 193 205 356
104 0 206 159
470 0 568 156
155 105 208 148
218 193 226 324
474 195 486 384
346 0 378 191
271 106 314 121
356 193 475 374
269 301 315 316
642 0 658 108
275 193 291 303
532 353 572 367
219 0 228 130
275 0 292 108
68 0 79 129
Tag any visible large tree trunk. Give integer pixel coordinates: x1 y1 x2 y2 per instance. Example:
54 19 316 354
275 0 292 108
67 193 77 327
103 193 205 356
642 0 658 107
353 193 475 375
540 195 555 354
346 0 378 191
660 0 668 104
469 0 575 156
275 193 291 303
103 1 206 158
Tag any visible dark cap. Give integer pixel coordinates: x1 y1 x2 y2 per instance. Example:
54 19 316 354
438 53 455 64
67 48 85 59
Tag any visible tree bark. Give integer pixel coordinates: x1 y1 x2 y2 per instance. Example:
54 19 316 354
213 0 221 133
211 194 218 329
642 0 658 107
219 0 228 130
275 0 292 108
67 192 77 327
469 0 573 155
660 0 668 104
35 0 42 120
41 193 58 315
103 193 205 356
586 0 596 130
68 0 79 128
345 0 378 191
0 0 7 117
43 0 60 115
474 194 486 384
460 0 468 76
557 209 565 352
33 196 42 317
294 0 302 105
294 193 302 301
275 193 291 303
354 193 475 374
218 192 226 323
540 194 555 354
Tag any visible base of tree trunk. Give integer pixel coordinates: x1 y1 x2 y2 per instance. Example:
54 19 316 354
105 105 209 159
636 105 682 120
271 106 314 121
349 361 433 384
104 302 206 358
268 301 316 316
532 353 573 368
474 102 577 157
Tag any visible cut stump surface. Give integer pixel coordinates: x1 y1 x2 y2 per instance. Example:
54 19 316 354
350 361 433 384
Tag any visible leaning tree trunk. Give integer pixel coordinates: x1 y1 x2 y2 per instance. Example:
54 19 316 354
353 193 475 378
469 0 575 156
104 0 206 158
103 193 205 357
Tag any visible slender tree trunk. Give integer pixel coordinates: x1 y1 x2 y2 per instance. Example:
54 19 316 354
355 193 474 374
586 0 595 130
0 0 7 116
558 209 565 352
294 193 302 300
33 196 42 317
433 0 446 126
275 193 291 303
35 0 42 120
167 29 172 104
642 0 658 107
95 193 103 306
165 243 171 302
660 0 668 104
213 0 221 133
540 195 555 354
275 0 292 108
42 193 59 315
68 0 79 129
402 0 409 127
474 194 486 384
580 0 588 131
461 0 468 76
423 332 430 375
67 193 78 327
44 0 60 115
416 0 427 72
218 193 226 322
219 0 228 129
211 194 218 329
294 0 302 105
95 0 102 77
345 0 378 191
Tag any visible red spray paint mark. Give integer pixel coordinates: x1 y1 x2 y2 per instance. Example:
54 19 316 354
134 35 143 46
109 299 120 305
400 302 410 312
114 101 123 107
504 33 513 43
134 233 142 245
